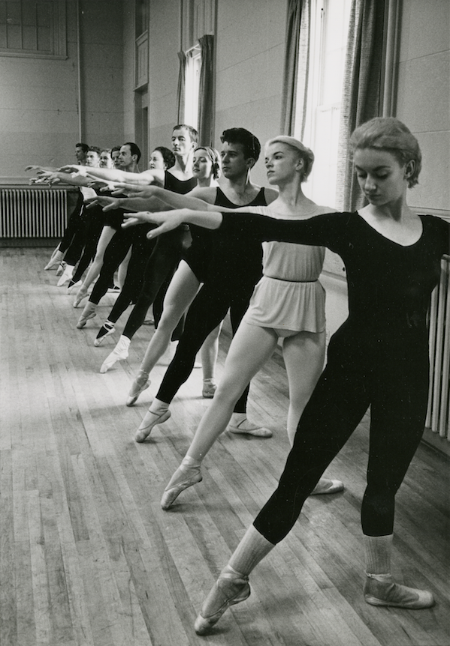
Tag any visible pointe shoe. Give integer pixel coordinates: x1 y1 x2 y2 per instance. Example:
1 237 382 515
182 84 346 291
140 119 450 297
134 408 171 443
99 336 130 373
126 371 150 406
94 321 116 347
160 463 203 510
310 477 344 495
77 302 97 328
45 249 64 270
194 567 251 635
202 379 217 399
73 286 89 308
57 263 74 286
364 574 434 609
56 261 66 276
228 416 272 438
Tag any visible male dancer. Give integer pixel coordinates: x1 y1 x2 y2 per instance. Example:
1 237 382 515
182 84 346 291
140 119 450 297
76 125 197 330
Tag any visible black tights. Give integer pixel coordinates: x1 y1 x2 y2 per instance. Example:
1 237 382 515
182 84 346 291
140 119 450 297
71 208 104 284
253 324 430 544
156 281 256 413
88 227 134 305
121 228 186 340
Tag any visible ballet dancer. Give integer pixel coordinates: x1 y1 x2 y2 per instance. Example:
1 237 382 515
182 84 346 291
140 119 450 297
76 125 197 331
141 117 448 630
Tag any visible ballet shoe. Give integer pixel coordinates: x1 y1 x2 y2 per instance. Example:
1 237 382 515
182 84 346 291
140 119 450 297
310 478 344 495
44 249 64 270
57 263 74 286
228 416 272 438
126 371 150 406
76 302 97 328
134 408 171 443
94 321 116 347
73 286 89 308
202 379 217 399
56 261 66 276
99 336 130 373
194 566 251 635
160 463 203 510
364 574 434 609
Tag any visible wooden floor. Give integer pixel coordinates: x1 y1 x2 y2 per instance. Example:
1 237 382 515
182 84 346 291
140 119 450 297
1 247 450 646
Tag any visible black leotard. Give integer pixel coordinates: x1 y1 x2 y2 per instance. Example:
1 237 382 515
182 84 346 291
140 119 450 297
218 210 449 542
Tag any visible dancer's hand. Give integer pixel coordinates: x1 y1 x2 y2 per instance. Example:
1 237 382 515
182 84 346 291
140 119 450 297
110 183 160 198
84 195 122 211
59 164 87 176
34 170 61 185
122 210 186 236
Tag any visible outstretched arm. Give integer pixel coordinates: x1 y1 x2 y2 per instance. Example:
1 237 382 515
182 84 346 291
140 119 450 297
58 165 165 186
122 209 223 237
33 170 93 187
85 194 175 214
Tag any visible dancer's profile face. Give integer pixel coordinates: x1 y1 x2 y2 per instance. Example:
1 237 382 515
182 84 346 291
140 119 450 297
264 142 302 184
192 149 213 179
220 142 251 179
354 148 407 207
118 145 135 169
148 150 166 170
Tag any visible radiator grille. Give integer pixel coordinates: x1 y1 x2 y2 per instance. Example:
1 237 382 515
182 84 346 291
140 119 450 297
0 188 67 238
426 256 450 440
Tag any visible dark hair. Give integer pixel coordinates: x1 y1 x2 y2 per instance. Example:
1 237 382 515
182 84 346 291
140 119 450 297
220 128 261 162
350 117 422 188
153 146 175 169
194 146 221 179
76 143 89 153
111 145 121 156
88 146 101 156
122 142 142 163
173 124 199 143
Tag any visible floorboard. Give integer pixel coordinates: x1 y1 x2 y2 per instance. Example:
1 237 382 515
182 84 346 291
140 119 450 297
0 247 449 646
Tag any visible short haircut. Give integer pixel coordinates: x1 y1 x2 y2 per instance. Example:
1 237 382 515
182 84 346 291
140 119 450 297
153 146 175 169
194 146 221 179
111 145 121 156
76 143 89 153
88 146 101 156
220 128 261 162
350 117 422 188
100 148 111 155
265 136 314 181
122 142 142 163
173 124 199 143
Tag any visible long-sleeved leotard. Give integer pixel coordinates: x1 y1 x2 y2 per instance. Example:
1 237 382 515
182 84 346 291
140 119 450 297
217 210 449 541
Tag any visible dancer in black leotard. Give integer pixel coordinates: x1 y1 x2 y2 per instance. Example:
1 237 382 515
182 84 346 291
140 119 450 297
80 125 198 369
134 118 449 628
91 146 219 346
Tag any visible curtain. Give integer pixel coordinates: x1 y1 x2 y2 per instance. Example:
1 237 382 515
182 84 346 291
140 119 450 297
280 0 311 137
176 50 187 124
198 34 215 146
335 0 386 211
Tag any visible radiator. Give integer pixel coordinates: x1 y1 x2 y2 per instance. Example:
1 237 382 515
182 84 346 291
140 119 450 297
0 188 68 238
426 255 450 439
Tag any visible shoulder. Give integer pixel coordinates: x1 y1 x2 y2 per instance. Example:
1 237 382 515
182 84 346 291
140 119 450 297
188 186 216 203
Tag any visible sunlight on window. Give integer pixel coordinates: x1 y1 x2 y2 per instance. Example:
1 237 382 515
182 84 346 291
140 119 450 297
297 0 351 208
184 45 202 131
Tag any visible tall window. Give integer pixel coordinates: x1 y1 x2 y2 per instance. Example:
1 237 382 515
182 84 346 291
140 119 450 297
184 44 201 130
296 0 351 207
0 0 66 58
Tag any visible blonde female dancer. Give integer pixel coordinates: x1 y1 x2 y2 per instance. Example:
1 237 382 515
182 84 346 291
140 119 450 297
127 136 344 500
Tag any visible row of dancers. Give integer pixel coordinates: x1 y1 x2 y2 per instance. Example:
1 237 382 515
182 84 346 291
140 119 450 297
31 117 448 634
